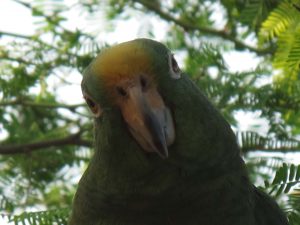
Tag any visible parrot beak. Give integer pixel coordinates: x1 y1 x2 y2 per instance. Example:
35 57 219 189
119 84 175 159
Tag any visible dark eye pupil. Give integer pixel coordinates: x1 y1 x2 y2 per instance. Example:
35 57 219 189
86 98 95 108
84 96 98 114
117 87 127 96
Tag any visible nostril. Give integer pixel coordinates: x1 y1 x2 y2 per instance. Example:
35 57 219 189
140 76 147 91
116 86 127 97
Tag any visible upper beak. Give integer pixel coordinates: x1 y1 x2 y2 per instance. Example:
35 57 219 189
119 85 175 159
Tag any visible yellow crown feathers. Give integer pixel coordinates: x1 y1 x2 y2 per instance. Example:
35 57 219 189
91 41 154 90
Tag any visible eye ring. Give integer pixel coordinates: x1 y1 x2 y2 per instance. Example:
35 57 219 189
171 55 180 73
83 94 102 117
168 53 181 79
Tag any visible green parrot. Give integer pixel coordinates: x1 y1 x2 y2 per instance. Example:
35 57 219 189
69 39 289 225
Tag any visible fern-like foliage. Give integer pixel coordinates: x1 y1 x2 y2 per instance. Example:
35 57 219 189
0 196 14 218
4 208 70 225
258 1 300 136
287 192 300 225
274 29 300 74
239 0 280 31
262 163 300 224
264 163 300 196
237 131 300 153
259 1 300 76
259 2 300 41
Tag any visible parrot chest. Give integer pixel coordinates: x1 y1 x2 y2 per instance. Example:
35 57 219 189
70 164 255 225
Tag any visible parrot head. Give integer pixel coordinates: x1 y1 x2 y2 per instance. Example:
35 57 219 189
81 39 181 159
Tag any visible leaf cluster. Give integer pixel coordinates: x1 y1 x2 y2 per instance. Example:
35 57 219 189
6 208 69 225
263 163 300 223
1 0 300 224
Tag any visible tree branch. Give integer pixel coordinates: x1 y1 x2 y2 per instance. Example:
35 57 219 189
0 99 86 111
243 146 300 153
0 31 32 40
1 56 38 66
0 132 92 155
134 0 273 55
11 0 96 40
0 30 58 56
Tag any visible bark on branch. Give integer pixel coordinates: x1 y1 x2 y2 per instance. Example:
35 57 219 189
0 132 92 155
134 0 273 55
0 99 86 111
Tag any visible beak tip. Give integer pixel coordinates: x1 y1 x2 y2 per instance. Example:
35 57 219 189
162 153 169 159
157 148 169 159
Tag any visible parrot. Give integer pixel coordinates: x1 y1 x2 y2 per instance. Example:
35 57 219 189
69 38 289 225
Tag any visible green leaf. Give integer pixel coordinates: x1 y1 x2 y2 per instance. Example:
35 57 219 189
275 183 285 196
284 182 295 193
296 165 300 180
282 163 289 182
259 2 300 42
289 164 296 181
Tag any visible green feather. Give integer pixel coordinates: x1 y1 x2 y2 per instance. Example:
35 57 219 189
70 39 289 225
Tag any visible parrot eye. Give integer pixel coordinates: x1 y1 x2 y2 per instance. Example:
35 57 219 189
169 53 181 79
83 94 102 117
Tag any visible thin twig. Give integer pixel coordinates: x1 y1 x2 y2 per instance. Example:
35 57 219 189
134 0 273 55
11 0 95 40
0 99 86 110
243 146 300 153
0 132 92 155
1 56 38 66
0 31 32 40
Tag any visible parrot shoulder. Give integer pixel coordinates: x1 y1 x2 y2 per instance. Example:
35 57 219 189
253 187 289 225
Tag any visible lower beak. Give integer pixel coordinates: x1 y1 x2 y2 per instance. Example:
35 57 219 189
120 86 175 159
